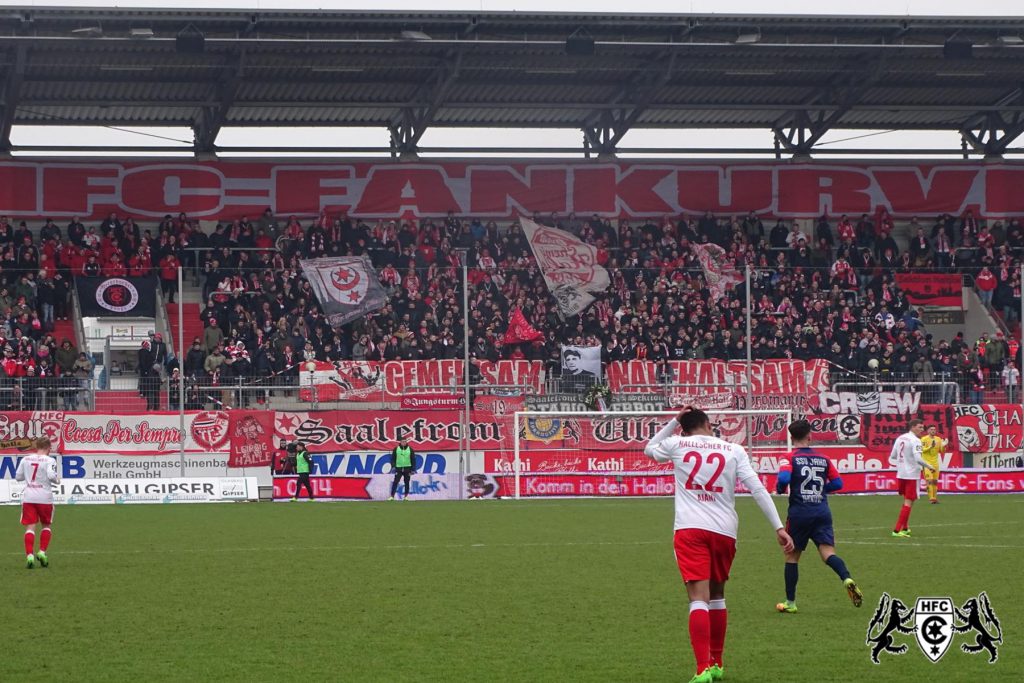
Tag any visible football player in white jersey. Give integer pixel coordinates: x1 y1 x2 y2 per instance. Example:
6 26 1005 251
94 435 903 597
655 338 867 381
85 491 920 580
15 437 61 569
645 408 793 683
889 418 934 538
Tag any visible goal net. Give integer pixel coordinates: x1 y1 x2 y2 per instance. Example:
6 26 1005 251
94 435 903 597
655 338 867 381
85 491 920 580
490 410 791 499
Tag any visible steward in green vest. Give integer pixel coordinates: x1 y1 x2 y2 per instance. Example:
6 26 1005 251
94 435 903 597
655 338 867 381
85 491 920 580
292 442 314 501
388 438 417 500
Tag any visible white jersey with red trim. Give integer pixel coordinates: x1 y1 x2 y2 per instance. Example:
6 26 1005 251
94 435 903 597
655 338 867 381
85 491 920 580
889 432 927 480
15 454 60 505
644 428 776 539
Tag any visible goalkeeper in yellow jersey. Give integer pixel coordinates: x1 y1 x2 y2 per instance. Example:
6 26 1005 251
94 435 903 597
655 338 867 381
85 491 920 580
921 424 947 504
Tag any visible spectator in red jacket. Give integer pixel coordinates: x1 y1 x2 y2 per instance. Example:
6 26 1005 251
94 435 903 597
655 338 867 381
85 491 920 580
976 266 997 307
159 254 180 303
103 253 128 278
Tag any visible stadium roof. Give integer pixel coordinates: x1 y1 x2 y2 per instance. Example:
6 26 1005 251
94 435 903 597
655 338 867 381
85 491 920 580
1 8 1023 157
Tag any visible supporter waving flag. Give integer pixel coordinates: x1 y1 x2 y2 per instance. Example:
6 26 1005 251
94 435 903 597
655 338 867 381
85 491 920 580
520 217 610 318
300 256 387 327
692 243 743 300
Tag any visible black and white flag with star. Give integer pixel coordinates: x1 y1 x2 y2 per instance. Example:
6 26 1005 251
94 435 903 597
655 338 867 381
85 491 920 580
300 256 388 327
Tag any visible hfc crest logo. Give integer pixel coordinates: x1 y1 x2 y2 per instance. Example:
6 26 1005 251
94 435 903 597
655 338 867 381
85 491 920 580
866 592 1002 664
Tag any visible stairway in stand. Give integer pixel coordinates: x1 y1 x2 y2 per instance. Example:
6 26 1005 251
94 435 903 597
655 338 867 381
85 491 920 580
166 303 204 357
51 318 78 346
94 390 148 412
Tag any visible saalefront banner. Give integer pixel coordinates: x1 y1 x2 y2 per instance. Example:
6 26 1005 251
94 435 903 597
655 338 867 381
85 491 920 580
4 160 1024 220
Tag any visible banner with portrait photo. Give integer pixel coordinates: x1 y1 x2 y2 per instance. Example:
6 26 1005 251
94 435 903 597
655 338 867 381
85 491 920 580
560 345 602 380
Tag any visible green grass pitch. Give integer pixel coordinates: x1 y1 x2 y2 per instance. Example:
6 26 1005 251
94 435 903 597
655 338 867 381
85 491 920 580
5 494 1022 682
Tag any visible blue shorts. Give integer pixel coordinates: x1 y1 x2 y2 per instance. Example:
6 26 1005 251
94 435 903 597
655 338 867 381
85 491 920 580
786 511 835 552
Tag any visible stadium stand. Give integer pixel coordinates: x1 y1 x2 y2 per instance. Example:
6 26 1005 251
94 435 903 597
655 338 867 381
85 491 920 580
92 208 1024 405
3 201 1022 414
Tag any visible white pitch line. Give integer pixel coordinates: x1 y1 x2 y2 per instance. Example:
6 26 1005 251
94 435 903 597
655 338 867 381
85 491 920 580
843 521 1021 533
843 540 1024 549
3 539 665 557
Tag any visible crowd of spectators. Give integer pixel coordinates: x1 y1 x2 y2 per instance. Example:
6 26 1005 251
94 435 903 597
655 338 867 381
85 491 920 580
2 205 1023 408
168 206 1024 404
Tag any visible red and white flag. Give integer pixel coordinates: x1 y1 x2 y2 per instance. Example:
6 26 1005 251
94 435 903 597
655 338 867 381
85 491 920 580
520 217 610 317
300 256 387 326
691 243 743 300
503 307 544 345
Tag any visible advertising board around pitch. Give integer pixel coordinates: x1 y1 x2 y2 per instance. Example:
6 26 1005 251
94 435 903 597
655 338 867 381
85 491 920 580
0 477 259 505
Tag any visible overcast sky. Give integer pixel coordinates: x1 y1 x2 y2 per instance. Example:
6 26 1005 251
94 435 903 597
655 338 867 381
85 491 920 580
4 1 1021 158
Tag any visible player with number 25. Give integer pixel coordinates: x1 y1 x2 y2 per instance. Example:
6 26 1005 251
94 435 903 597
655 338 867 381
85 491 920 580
774 419 863 614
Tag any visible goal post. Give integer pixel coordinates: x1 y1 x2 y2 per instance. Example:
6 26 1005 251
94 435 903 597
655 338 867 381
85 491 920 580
506 409 792 500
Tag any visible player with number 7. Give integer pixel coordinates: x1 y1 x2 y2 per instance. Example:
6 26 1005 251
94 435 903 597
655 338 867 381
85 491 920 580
644 407 794 683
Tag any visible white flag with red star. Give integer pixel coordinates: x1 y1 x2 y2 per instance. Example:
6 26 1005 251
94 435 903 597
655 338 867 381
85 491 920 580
300 256 388 327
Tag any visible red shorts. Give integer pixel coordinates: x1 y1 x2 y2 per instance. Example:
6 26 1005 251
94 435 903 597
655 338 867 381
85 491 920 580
20 503 54 526
897 478 919 501
673 528 737 583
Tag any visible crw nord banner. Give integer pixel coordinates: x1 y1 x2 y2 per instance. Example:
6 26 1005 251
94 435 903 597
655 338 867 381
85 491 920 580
606 359 829 411
3 161 1023 220
297 359 544 402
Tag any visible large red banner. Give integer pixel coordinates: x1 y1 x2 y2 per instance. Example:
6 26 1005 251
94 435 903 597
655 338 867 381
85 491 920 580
484 445 962 475
894 273 963 308
859 405 954 453
227 411 276 468
952 404 1023 453
0 411 231 455
3 161 1022 220
298 359 544 402
496 469 1024 498
607 359 829 411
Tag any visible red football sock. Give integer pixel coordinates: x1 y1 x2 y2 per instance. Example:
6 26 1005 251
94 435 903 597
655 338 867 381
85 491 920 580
688 602 711 674
895 504 912 531
40 528 52 552
709 600 727 667
24 530 35 555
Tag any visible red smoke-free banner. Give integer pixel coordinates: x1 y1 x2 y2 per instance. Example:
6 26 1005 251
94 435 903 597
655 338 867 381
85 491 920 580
3 161 1021 220
860 405 954 453
894 273 963 308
